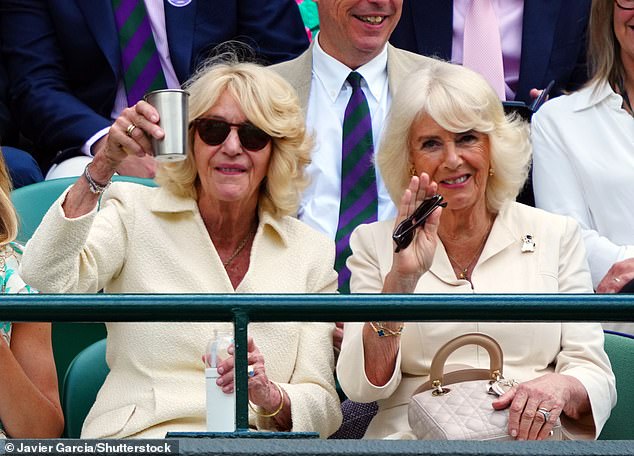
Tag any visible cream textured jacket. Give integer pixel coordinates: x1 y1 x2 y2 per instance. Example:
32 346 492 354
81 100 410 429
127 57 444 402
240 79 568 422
337 203 616 439
21 183 342 438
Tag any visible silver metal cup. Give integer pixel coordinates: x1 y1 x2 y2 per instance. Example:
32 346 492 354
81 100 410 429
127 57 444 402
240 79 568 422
143 89 189 162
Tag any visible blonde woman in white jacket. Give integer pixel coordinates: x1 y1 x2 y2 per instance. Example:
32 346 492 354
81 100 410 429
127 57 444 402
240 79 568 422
337 63 616 441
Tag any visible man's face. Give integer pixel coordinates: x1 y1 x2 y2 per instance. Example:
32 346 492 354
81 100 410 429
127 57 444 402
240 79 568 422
315 0 403 69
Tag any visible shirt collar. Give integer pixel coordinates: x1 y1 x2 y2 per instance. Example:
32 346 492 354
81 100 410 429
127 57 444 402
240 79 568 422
149 187 290 247
312 32 388 103
149 186 196 213
572 81 623 112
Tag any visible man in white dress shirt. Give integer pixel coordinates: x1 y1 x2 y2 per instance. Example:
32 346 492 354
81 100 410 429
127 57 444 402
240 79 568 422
272 0 435 284
272 1 435 437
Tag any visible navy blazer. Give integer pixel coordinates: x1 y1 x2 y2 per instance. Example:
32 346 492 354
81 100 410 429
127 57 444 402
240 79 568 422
390 0 591 104
0 56 14 145
0 0 309 170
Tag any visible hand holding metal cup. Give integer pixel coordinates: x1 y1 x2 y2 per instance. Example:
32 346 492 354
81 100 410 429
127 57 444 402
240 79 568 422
143 88 190 162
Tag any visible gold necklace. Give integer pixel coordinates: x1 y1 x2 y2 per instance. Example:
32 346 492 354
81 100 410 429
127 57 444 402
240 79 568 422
445 222 492 281
222 226 256 268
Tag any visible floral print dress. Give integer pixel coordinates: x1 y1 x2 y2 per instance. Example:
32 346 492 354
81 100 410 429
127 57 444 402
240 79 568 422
1 242 36 438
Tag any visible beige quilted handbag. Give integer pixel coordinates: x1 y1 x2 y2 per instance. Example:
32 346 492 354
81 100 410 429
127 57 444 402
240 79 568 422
407 333 562 440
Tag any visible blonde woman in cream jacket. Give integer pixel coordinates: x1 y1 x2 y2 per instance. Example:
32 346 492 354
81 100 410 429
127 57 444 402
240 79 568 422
21 62 342 439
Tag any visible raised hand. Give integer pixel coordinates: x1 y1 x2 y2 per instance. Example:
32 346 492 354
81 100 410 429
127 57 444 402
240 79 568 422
383 173 442 293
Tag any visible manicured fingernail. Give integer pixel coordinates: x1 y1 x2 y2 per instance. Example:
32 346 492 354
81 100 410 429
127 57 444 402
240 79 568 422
216 378 223 386
511 429 517 438
217 367 224 374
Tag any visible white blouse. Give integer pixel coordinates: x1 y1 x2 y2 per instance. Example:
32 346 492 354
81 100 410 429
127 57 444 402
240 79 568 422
532 81 634 288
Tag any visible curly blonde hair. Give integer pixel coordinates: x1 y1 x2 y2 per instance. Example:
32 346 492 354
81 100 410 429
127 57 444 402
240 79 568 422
378 62 531 213
0 149 18 245
156 61 312 218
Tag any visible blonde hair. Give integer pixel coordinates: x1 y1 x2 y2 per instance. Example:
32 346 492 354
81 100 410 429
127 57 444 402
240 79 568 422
156 60 312 218
0 149 18 245
378 62 531 213
588 0 622 90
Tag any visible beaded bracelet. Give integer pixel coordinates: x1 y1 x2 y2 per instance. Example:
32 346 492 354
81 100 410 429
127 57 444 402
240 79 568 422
248 381 285 418
369 321 404 337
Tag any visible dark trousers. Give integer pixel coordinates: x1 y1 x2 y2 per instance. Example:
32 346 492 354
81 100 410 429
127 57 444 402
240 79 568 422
2 146 44 188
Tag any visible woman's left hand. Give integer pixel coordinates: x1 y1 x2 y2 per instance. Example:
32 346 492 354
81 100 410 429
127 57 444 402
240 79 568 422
492 373 590 440
216 336 282 412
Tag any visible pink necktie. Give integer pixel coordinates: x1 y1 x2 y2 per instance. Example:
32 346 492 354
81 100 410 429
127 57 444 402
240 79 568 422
463 0 506 100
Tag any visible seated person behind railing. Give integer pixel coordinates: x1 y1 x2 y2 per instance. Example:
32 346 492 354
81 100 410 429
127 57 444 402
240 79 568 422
0 150 63 438
336 62 616 440
20 61 342 439
531 0 634 307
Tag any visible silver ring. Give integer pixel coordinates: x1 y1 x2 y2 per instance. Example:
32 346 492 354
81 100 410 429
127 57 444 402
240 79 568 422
126 123 137 138
247 365 255 378
614 277 621 283
537 407 551 422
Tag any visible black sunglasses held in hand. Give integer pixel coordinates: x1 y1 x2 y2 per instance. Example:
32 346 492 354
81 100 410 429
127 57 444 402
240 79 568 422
190 118 271 151
392 194 447 253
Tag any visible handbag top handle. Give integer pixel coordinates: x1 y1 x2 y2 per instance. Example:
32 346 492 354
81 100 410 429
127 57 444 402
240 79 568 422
429 332 503 388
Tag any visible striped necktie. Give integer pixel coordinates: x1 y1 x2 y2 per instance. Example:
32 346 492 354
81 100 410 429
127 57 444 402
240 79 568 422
112 0 167 106
335 72 379 293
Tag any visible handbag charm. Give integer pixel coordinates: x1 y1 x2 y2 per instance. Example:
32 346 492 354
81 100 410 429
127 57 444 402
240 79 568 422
487 378 519 397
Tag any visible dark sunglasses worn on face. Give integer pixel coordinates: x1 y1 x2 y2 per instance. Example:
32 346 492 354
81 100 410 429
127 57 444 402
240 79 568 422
190 118 271 151
615 0 634 10
392 194 447 253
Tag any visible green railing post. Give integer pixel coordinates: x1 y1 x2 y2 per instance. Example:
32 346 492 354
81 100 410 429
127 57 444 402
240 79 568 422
234 310 250 432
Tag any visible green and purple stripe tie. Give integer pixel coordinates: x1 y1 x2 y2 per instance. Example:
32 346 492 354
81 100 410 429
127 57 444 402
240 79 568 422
113 0 166 106
335 72 378 293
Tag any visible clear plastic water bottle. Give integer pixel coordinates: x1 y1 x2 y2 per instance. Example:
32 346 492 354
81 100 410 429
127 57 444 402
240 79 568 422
204 329 235 431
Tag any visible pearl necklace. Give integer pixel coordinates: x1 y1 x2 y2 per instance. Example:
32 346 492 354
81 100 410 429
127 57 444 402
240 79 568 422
222 226 256 267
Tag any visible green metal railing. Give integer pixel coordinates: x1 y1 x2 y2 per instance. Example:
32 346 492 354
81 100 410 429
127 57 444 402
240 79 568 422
2 293 633 455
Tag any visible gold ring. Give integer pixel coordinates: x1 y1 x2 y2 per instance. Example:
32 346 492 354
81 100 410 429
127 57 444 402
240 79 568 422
247 365 255 378
126 123 137 137
614 277 621 283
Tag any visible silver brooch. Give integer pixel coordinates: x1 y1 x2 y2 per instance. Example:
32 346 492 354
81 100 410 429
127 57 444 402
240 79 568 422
521 234 535 253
